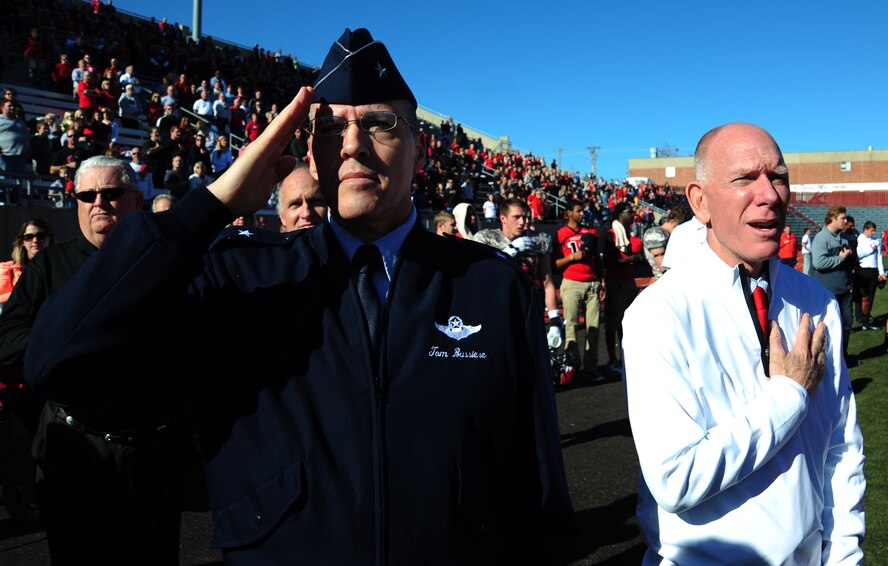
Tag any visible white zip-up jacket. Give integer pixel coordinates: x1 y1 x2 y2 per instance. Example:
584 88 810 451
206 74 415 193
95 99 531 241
623 244 865 565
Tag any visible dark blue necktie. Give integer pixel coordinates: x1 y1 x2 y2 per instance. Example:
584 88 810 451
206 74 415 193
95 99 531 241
353 245 383 351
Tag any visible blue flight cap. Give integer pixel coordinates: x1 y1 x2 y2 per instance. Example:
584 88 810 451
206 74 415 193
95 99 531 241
313 28 417 108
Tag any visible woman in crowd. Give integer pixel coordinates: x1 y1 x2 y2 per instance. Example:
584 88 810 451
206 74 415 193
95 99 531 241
1 219 55 303
98 78 118 112
210 134 234 176
146 91 164 125
60 110 75 134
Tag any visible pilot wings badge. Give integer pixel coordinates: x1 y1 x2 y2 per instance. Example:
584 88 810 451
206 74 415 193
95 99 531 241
435 316 482 341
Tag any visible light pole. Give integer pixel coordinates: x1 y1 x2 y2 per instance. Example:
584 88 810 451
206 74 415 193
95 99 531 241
192 0 202 43
587 146 600 179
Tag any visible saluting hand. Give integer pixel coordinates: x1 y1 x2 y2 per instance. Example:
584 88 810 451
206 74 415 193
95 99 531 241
768 313 827 396
207 86 313 217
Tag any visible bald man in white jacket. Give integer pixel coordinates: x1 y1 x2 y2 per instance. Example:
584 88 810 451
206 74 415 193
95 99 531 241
623 123 865 565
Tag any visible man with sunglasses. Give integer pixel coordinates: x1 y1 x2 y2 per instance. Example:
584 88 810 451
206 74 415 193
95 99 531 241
0 156 143 365
24 28 576 563
0 157 189 564
49 129 87 176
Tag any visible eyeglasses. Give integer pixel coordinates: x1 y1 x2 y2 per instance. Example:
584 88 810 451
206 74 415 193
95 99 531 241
302 111 414 140
74 187 137 203
23 232 48 242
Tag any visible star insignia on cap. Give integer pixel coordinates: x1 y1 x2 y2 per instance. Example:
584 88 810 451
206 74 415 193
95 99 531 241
238 229 254 237
375 62 387 78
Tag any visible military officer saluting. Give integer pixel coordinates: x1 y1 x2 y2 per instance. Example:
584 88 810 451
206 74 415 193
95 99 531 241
26 28 576 564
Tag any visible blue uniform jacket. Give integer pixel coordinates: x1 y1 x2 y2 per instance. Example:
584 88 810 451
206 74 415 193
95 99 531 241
25 187 576 565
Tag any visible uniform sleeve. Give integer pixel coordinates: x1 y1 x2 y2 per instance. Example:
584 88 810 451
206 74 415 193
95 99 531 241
820 300 866 565
622 299 809 514
519 279 578 562
23 187 232 405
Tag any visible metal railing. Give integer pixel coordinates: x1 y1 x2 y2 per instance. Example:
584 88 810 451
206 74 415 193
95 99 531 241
0 171 68 207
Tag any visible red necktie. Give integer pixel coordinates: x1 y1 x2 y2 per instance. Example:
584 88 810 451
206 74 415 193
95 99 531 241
752 286 769 340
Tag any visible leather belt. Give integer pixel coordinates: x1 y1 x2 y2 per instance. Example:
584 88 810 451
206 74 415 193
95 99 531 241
54 405 140 445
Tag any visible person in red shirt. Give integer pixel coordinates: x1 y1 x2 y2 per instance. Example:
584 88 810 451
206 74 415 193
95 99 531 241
52 54 73 93
77 71 101 113
778 225 798 268
174 74 190 97
554 200 604 381
104 58 121 79
615 185 626 202
244 112 263 142
527 189 544 221
229 97 247 137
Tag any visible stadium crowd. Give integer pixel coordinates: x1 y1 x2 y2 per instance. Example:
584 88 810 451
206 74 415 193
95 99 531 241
2 7 886 565
0 0 888 563
2 0 686 224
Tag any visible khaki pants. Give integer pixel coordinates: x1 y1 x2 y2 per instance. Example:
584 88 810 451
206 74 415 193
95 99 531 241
560 277 601 371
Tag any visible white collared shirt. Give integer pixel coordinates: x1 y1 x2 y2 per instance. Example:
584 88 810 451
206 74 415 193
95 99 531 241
856 233 885 275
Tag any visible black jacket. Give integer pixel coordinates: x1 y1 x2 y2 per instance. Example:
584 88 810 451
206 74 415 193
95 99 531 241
0 235 95 367
25 187 577 565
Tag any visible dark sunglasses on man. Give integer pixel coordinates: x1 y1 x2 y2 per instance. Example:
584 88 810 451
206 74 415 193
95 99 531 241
23 232 49 242
74 187 137 204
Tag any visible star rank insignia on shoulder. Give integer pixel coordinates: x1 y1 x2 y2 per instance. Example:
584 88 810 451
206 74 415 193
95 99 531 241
210 225 291 252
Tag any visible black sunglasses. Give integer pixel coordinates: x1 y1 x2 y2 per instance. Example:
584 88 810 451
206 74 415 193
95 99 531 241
23 232 48 242
74 187 135 203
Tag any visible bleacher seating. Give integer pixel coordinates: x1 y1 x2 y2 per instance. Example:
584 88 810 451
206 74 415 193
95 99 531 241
0 171 63 207
792 205 888 237
13 83 148 149
14 85 76 120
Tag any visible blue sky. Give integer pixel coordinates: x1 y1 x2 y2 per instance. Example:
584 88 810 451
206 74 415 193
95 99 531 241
112 0 888 181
